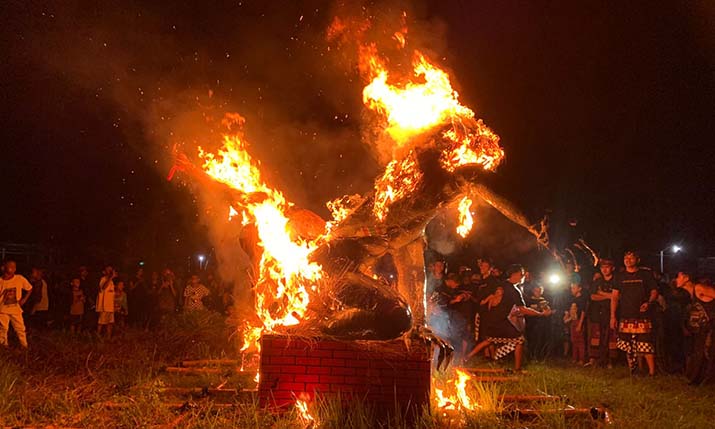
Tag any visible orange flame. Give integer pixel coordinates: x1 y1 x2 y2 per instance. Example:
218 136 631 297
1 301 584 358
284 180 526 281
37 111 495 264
363 51 474 146
439 124 504 172
360 34 504 222
456 196 474 238
372 150 422 221
295 399 316 425
435 369 476 412
199 115 322 352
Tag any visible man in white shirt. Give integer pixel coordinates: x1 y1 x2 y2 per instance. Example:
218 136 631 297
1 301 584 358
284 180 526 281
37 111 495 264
96 265 116 339
0 260 33 348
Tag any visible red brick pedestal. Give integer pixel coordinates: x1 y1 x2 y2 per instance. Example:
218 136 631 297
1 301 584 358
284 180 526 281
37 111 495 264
258 334 431 415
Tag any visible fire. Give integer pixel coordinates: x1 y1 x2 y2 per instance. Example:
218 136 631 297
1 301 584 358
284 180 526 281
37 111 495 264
435 369 476 412
362 51 473 145
199 115 322 352
295 399 316 425
372 150 422 221
439 124 504 172
360 34 504 222
456 196 473 238
455 369 474 410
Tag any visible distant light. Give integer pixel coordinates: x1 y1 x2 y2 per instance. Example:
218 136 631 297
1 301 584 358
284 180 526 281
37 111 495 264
548 273 561 285
138 261 145 267
198 255 205 262
672 245 682 253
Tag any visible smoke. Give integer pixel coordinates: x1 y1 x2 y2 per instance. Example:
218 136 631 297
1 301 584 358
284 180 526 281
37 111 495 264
14 1 462 330
426 197 539 267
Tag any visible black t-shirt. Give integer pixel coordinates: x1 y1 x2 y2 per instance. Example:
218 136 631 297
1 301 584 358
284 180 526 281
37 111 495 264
475 276 500 307
588 277 615 322
613 269 657 320
569 293 588 320
482 281 526 338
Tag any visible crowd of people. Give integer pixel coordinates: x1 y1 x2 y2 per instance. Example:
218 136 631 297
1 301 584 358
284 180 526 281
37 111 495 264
0 260 232 345
428 250 715 385
1 250 714 386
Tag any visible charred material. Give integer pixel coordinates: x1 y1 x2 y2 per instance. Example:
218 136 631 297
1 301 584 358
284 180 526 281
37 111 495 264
320 271 411 340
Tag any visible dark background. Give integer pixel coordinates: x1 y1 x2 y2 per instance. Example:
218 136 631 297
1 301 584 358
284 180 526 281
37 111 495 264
1 0 713 273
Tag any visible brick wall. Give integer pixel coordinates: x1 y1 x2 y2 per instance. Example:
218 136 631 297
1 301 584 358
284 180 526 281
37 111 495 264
258 334 431 415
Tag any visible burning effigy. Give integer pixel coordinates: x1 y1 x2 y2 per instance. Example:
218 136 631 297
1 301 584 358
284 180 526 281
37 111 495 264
169 15 592 419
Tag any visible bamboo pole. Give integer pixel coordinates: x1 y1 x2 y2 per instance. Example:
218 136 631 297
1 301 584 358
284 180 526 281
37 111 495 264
159 387 239 395
458 367 527 375
498 395 563 402
180 359 237 367
501 407 611 421
164 367 250 375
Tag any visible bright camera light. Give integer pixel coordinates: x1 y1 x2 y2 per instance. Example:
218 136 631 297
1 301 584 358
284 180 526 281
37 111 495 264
198 255 205 262
548 273 561 285
672 245 682 253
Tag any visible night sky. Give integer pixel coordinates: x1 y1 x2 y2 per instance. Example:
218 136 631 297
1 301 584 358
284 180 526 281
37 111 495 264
1 1 713 269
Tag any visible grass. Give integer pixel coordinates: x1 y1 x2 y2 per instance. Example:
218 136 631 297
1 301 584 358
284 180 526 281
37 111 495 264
0 315 712 428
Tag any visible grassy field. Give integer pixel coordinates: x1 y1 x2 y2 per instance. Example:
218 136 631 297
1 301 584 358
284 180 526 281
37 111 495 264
0 314 712 428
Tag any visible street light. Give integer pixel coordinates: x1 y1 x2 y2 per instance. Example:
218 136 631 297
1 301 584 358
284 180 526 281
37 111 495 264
659 245 682 273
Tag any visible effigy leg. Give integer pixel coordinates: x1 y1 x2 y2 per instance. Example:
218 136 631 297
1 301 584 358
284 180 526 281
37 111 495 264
393 238 454 370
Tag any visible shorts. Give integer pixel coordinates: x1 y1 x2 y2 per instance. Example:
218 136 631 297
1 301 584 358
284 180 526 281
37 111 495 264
98 312 115 325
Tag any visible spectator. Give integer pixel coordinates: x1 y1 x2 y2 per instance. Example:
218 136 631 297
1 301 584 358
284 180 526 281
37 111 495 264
665 271 695 373
156 269 177 324
610 250 658 376
466 265 550 370
69 278 85 334
684 279 715 385
564 281 587 365
79 266 97 331
183 274 210 312
127 268 147 328
525 285 552 360
114 279 128 329
586 260 617 368
29 267 50 329
0 260 33 349
473 258 500 355
96 265 116 339
426 260 446 296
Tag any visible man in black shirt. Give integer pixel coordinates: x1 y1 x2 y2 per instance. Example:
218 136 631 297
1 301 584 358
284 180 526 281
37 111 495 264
610 251 658 375
466 265 550 370
431 273 471 357
587 259 617 367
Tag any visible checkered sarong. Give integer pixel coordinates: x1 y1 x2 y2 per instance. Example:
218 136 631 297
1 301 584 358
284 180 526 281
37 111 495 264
488 336 525 360
617 319 655 370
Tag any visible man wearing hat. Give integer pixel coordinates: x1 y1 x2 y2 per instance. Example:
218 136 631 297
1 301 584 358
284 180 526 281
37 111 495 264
610 250 659 376
586 259 617 367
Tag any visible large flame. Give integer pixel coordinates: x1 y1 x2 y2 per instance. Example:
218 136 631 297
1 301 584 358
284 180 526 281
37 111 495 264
360 39 504 223
199 116 322 352
363 51 474 145
456 196 474 238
